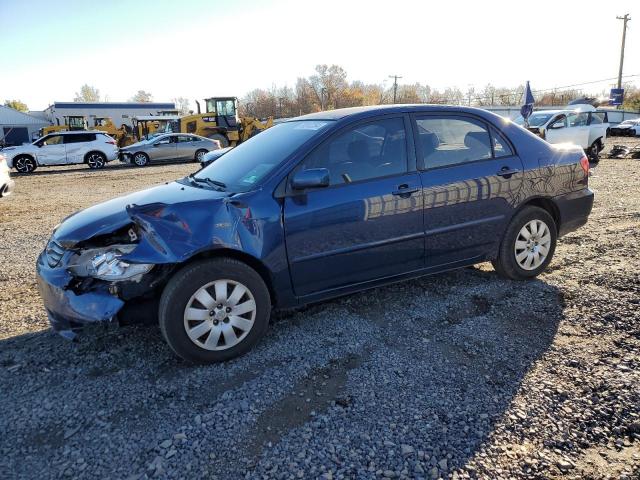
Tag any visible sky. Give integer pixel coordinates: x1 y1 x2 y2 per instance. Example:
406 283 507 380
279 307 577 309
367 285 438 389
0 0 638 111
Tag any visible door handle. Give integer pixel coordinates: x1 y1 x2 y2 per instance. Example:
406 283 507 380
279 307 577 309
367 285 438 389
392 185 419 197
496 167 520 178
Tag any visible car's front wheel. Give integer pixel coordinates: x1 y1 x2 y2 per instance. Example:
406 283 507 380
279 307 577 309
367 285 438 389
195 149 208 162
86 152 106 169
14 155 37 173
492 206 557 280
133 152 149 167
159 258 271 363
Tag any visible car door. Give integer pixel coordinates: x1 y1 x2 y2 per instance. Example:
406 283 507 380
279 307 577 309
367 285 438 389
150 136 177 161
283 115 424 297
413 113 524 267
546 112 589 148
175 135 195 160
35 134 66 165
63 133 94 164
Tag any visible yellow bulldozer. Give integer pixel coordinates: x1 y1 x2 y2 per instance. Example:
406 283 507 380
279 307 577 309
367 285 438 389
163 97 273 147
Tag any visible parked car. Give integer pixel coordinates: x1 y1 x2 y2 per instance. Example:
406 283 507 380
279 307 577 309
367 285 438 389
200 146 233 167
2 131 118 173
37 105 593 363
609 118 640 137
514 108 608 161
0 153 14 198
119 133 221 166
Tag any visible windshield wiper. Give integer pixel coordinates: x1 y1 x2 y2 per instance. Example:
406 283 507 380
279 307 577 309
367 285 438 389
187 174 227 190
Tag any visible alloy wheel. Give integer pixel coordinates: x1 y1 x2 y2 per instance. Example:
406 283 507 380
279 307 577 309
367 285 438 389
514 219 552 270
134 153 148 166
87 154 105 169
183 279 256 351
196 150 206 162
15 157 34 173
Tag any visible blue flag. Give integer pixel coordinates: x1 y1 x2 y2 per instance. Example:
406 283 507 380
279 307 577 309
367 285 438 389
520 81 535 125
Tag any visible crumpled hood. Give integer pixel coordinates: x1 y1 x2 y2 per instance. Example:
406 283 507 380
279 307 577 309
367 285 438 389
54 181 229 247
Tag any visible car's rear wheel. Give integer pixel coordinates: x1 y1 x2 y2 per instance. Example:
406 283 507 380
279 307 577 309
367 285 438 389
195 149 208 162
14 155 37 173
133 152 149 167
207 133 229 148
86 152 106 169
159 258 271 364
492 206 557 280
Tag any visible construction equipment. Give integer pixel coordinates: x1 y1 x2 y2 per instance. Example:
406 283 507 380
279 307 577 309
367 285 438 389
40 115 88 137
162 97 273 147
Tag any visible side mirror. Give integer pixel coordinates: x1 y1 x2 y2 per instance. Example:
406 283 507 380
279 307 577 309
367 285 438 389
291 168 330 190
549 122 565 130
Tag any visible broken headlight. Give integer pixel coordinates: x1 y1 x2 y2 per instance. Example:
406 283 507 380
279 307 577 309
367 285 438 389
68 244 153 281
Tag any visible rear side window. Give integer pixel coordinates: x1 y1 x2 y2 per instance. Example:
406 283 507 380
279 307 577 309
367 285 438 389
415 116 492 169
177 135 194 143
64 134 96 144
491 128 513 157
299 117 407 185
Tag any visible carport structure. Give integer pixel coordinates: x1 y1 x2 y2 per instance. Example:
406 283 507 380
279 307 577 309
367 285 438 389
0 105 49 146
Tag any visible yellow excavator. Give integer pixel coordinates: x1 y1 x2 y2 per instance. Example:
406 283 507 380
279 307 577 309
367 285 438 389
40 115 89 136
163 97 273 147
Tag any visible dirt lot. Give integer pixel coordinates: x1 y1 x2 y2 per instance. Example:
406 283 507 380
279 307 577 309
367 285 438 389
0 144 639 479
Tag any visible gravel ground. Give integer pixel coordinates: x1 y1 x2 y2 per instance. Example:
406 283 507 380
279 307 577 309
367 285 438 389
0 144 639 480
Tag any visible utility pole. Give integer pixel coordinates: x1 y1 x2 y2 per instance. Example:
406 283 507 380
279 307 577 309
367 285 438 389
389 75 402 103
616 14 631 91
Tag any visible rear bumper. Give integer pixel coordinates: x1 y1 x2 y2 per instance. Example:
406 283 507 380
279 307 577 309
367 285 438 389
555 188 594 237
36 252 124 340
1 179 14 197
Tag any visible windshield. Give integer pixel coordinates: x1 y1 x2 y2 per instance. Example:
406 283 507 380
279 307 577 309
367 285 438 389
514 112 554 127
192 120 332 192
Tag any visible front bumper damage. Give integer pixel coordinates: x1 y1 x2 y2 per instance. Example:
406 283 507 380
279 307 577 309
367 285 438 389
36 188 263 339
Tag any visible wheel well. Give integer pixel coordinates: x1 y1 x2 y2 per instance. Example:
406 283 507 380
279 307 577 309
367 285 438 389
520 197 561 229
84 150 105 162
184 248 277 306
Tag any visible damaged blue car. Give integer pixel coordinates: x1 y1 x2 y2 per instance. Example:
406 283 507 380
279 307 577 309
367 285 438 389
37 105 593 363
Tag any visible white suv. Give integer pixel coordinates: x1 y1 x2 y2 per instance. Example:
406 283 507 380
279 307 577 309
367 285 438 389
2 131 119 173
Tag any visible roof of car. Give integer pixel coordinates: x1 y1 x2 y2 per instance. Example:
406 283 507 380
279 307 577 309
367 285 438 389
290 104 510 122
50 130 106 135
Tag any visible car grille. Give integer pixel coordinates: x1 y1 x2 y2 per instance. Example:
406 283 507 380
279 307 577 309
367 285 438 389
45 240 65 268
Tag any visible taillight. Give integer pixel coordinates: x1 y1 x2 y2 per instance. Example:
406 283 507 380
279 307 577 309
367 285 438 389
106 140 116 145
579 155 589 175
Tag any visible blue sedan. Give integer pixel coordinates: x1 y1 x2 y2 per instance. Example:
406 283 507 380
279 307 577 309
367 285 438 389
36 105 593 363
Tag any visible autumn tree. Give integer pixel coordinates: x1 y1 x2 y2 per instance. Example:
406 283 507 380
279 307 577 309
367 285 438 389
4 99 28 112
74 84 100 102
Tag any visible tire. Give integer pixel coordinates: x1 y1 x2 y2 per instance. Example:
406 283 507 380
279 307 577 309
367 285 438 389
159 258 271 364
132 152 149 167
492 206 557 280
14 155 37 173
86 152 106 169
588 141 601 163
195 149 208 162
208 133 229 148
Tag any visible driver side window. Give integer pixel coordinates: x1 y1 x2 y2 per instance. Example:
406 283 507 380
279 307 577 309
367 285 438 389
41 135 63 146
300 117 407 185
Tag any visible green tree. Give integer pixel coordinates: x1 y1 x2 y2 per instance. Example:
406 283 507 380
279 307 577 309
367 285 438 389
4 99 28 112
74 84 100 102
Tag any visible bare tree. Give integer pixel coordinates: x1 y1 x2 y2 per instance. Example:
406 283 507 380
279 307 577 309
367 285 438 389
130 90 153 103
173 97 191 115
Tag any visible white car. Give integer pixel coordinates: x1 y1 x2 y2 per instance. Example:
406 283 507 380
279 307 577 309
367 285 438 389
610 118 640 137
0 153 14 198
515 107 608 161
2 131 119 174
